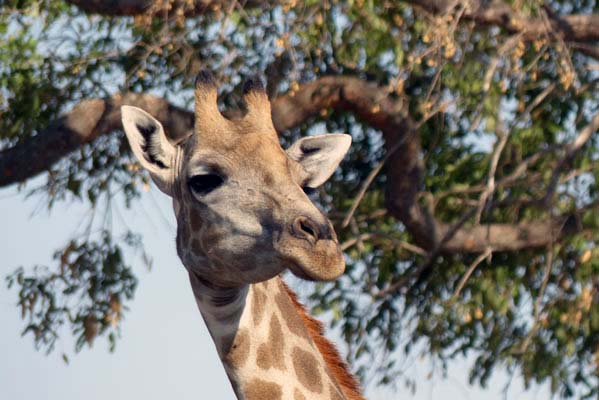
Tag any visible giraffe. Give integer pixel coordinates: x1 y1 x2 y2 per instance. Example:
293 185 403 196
121 70 364 400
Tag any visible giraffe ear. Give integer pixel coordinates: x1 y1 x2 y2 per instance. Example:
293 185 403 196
286 134 352 188
121 106 177 195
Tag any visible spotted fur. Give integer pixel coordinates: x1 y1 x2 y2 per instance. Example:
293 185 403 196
282 282 365 400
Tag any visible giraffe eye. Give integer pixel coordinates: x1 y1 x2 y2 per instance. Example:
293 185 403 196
303 186 318 198
188 174 224 195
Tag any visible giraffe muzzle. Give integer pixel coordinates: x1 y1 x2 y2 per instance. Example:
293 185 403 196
282 216 344 281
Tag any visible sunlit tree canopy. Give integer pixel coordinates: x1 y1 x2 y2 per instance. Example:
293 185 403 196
2 0 599 397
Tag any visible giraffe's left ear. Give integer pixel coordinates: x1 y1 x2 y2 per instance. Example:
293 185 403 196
286 134 352 188
121 106 177 195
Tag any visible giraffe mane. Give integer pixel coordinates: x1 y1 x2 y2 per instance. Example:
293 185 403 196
282 282 366 400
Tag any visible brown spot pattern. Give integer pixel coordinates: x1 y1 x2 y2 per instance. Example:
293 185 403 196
224 329 250 367
275 290 311 341
176 216 190 250
256 315 286 370
191 238 203 256
294 388 307 400
220 333 235 354
244 379 282 400
282 283 366 400
292 346 323 393
263 172 274 186
189 209 202 231
252 286 267 325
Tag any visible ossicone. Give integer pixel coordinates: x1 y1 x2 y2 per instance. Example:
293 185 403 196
194 69 227 135
195 69 216 89
242 75 265 95
242 74 271 123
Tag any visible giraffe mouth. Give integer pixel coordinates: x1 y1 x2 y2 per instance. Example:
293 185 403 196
286 260 317 281
277 220 345 282
282 243 345 282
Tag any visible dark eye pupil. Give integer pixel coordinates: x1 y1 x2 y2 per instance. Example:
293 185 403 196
188 174 224 195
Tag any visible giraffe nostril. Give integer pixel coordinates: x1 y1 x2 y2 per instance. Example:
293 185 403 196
292 217 320 242
300 220 316 238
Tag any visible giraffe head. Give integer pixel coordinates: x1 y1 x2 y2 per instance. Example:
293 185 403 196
121 72 351 287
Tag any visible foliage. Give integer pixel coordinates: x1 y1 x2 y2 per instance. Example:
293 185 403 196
6 231 142 355
1 0 599 397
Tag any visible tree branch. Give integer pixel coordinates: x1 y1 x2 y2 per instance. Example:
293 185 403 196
542 111 599 205
1 76 596 254
65 0 267 16
65 0 599 53
0 93 192 187
383 102 598 254
408 0 599 48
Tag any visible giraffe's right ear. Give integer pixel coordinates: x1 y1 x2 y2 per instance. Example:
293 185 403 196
121 106 177 195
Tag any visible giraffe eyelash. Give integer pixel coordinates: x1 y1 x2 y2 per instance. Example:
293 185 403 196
188 174 225 195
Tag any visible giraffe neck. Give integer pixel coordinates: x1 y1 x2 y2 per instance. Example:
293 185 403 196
188 272 361 400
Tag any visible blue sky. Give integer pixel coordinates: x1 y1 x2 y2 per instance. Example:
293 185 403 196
0 180 551 399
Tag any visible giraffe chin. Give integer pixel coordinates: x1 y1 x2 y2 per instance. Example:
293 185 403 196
284 241 345 282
